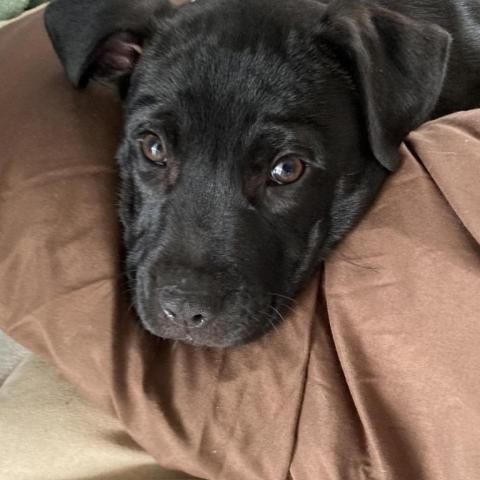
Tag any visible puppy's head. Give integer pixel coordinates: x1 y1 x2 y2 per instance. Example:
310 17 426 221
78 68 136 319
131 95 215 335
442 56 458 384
45 0 450 346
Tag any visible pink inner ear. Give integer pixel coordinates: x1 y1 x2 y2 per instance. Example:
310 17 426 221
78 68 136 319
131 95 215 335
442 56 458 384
95 32 143 77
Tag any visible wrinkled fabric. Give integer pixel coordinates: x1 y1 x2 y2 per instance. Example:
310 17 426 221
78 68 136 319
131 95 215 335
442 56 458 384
291 127 480 480
0 9 479 480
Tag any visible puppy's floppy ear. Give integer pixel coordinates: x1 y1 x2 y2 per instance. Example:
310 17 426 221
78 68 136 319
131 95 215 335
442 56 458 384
317 0 451 171
44 0 173 88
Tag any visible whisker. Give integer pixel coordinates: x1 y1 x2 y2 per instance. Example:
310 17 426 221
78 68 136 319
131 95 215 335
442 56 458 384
269 305 286 327
126 301 136 315
279 302 297 316
268 292 298 306
238 304 280 334
266 315 280 334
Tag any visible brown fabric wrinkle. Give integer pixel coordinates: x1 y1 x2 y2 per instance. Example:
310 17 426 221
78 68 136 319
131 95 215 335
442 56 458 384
0 166 115 201
109 348 144 448
289 288 372 480
199 350 234 479
6 279 116 328
332 251 383 274
4 310 65 372
326 308 382 477
288 286 347 480
212 364 280 479
214 388 250 480
4 284 119 392
1 160 114 183
355 385 432 480
418 117 480 145
406 115 480 244
285 281 319 478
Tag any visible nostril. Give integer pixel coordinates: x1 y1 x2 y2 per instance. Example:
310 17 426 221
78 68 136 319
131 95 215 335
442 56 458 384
160 301 207 329
191 313 205 327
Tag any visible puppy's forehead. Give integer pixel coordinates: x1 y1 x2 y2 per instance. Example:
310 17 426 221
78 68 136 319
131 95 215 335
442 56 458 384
144 0 323 66
162 5 288 54
128 0 326 119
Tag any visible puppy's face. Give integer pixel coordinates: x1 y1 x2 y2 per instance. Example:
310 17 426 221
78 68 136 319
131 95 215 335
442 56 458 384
119 6 375 346
46 0 450 346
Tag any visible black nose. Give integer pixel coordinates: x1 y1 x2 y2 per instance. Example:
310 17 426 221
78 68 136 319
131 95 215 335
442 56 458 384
158 286 211 328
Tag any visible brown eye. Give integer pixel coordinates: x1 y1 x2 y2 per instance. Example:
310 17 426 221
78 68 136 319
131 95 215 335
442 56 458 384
139 133 167 166
270 155 306 185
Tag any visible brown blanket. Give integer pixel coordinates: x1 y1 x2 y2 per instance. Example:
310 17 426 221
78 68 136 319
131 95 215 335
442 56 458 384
0 9 479 480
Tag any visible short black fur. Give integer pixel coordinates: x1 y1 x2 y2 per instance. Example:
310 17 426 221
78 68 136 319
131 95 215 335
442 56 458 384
45 0 480 346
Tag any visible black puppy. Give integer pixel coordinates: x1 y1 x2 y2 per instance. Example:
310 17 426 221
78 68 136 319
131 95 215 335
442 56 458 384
45 0 480 347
